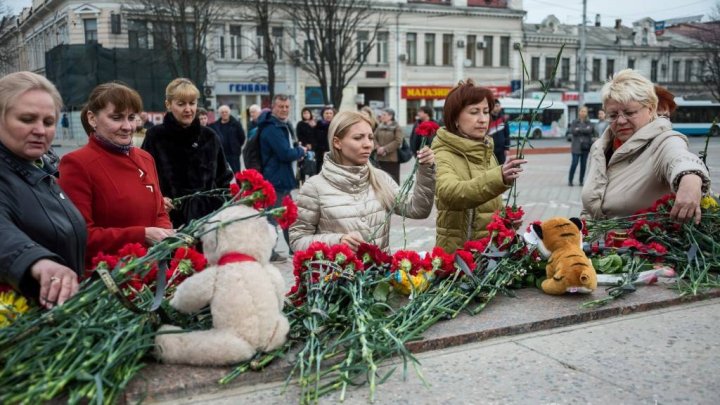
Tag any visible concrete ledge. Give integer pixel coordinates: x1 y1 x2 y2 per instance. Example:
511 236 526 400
123 286 720 403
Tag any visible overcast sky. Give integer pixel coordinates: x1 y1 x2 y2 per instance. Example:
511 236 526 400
4 0 719 26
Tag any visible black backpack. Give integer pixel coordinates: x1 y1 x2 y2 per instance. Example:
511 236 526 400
242 127 264 173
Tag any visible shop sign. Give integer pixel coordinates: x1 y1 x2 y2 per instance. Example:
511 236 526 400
402 85 512 100
215 82 269 95
563 92 579 102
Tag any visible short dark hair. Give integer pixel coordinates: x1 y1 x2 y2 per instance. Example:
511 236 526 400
272 94 290 105
197 107 208 116
443 79 495 134
81 82 143 135
419 105 433 118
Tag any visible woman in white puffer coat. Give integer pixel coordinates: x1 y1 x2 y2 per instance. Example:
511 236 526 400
289 111 436 252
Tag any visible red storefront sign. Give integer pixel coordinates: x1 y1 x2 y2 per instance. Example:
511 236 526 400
401 85 512 100
563 92 579 102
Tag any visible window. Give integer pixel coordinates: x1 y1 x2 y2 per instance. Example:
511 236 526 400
230 25 242 59
699 60 706 80
628 58 635 70
651 60 658 82
466 34 476 67
685 60 693 82
561 57 570 81
606 59 615 79
530 57 539 80
442 34 453 66
153 22 172 49
483 35 493 67
406 33 417 65
592 58 601 82
424 33 435 65
273 27 283 60
183 24 196 50
219 34 225 59
672 60 680 82
500 36 510 67
545 57 555 80
128 20 148 49
256 26 264 58
357 31 369 62
84 19 97 44
304 39 315 62
376 32 388 64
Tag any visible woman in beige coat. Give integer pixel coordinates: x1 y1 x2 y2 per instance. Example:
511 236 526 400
581 69 710 223
290 111 435 252
373 108 405 183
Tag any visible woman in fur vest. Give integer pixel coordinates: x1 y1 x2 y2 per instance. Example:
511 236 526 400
290 111 435 252
373 108 405 184
142 78 233 228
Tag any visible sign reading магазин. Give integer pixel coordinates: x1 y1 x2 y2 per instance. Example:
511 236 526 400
401 85 512 100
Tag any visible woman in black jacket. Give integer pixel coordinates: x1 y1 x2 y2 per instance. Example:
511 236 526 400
0 72 87 308
296 107 318 179
567 105 597 187
142 78 233 228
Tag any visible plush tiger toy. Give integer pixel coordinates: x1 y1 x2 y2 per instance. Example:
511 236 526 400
528 217 597 295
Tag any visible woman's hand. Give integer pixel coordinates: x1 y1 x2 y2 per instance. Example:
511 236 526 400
377 146 386 156
31 259 79 309
416 146 435 166
145 227 176 244
163 197 174 213
501 156 528 185
340 231 365 252
671 174 703 224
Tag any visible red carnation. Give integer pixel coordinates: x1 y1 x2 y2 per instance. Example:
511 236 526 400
429 246 455 278
453 250 476 273
645 242 668 255
464 237 490 253
415 120 440 137
234 169 265 191
357 243 391 267
621 238 645 251
229 183 241 197
329 244 355 265
118 243 147 260
276 195 298 229
392 250 422 276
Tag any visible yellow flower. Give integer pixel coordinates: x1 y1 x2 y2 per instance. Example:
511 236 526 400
700 195 719 211
0 290 30 328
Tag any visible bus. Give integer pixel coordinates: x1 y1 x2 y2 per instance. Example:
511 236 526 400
500 98 568 139
670 98 720 137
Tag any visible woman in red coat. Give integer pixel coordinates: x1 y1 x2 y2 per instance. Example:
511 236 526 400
58 83 173 268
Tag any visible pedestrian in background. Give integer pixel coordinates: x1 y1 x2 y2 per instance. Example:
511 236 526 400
132 115 146 147
314 106 335 172
433 79 526 252
567 105 596 186
247 104 261 133
409 106 437 154
59 82 173 269
61 112 71 140
258 94 306 262
197 108 210 127
360 105 379 131
488 99 510 165
582 69 709 222
655 85 677 119
211 104 246 173
290 111 435 252
296 107 319 181
142 78 232 228
374 107 404 184
140 111 154 130
595 109 609 138
0 71 86 308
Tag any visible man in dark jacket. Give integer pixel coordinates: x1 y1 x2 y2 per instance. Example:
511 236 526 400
488 99 511 164
409 106 437 154
211 105 246 173
259 94 306 262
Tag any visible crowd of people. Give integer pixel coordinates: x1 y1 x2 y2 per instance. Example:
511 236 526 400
0 69 711 308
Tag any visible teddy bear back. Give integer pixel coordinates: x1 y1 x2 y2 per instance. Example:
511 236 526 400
539 217 583 252
200 205 276 265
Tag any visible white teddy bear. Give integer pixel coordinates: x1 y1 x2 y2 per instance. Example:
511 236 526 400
155 205 290 366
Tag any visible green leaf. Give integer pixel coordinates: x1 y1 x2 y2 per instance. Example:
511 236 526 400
372 282 391 303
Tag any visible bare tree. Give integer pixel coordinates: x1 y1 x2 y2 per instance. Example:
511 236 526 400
699 4 720 102
136 0 223 98
0 0 19 74
242 0 282 102
283 0 386 107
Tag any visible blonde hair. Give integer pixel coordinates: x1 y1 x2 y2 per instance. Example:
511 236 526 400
359 106 378 130
165 78 200 103
0 71 63 121
601 69 658 113
328 111 395 210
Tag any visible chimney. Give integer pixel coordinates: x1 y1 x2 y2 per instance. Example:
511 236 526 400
615 19 622 29
595 14 601 27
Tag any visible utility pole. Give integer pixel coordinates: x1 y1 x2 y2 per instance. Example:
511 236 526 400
578 0 587 107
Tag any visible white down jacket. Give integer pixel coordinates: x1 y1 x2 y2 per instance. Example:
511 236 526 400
289 156 435 251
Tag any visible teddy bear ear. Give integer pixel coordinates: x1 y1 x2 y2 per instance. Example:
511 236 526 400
569 217 583 232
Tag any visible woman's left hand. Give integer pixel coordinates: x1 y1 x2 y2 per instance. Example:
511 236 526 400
416 146 435 166
671 174 703 224
377 146 386 156
31 259 79 309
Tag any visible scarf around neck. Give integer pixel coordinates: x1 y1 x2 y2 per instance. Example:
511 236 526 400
93 133 133 155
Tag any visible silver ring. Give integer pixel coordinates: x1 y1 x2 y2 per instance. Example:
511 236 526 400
50 276 60 283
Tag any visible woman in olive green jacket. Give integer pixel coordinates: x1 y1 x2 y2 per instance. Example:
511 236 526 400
433 81 527 252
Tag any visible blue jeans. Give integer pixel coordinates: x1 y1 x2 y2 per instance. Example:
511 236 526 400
569 152 589 185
